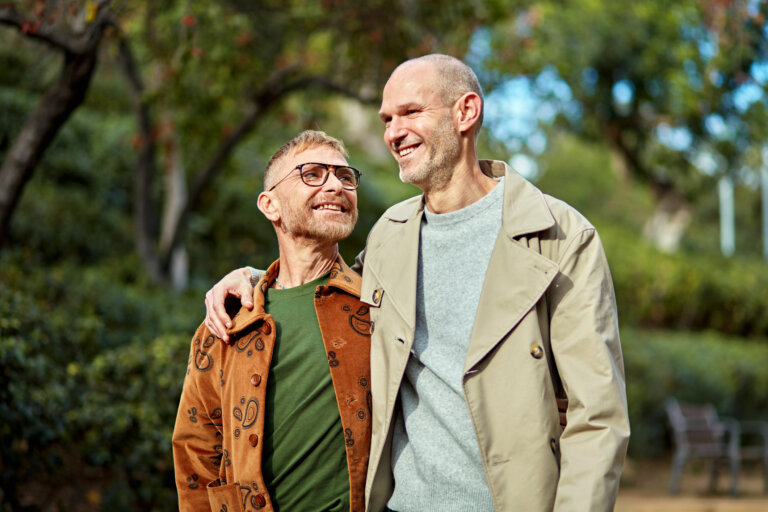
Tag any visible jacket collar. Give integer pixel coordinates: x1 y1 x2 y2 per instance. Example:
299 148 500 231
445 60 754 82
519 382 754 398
383 160 555 239
226 255 361 336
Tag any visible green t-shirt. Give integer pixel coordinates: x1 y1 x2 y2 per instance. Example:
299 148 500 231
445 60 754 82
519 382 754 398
263 274 349 512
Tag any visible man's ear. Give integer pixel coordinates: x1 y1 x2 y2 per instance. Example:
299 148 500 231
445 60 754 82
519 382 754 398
455 92 482 135
257 191 281 223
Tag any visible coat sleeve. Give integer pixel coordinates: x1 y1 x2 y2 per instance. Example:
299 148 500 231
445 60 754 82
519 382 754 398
172 324 223 511
351 247 366 274
548 228 630 511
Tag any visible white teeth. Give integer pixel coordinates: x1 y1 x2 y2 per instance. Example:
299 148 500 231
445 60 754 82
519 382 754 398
316 204 342 211
399 147 415 157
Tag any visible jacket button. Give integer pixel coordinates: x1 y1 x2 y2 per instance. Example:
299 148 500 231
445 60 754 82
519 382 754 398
254 493 267 507
372 288 382 305
249 434 259 447
369 321 375 334
261 322 272 335
530 344 544 359
250 373 262 387
550 438 558 454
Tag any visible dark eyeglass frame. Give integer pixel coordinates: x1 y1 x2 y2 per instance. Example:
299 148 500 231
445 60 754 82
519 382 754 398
268 162 362 191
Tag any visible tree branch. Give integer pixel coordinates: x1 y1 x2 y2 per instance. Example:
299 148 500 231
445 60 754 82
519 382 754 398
114 29 163 282
0 5 112 55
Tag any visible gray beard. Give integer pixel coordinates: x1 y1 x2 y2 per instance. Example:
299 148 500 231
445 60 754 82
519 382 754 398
281 204 358 244
398 116 461 193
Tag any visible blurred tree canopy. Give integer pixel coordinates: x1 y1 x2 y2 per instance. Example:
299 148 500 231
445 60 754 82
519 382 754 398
478 0 768 248
0 0 510 284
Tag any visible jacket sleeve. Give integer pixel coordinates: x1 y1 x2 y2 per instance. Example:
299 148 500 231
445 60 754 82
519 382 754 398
351 247 366 274
548 228 630 511
172 324 223 511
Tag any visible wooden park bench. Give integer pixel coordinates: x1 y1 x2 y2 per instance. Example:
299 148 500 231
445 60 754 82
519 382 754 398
665 397 768 496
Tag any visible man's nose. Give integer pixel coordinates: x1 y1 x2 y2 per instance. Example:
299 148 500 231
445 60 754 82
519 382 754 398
384 117 406 147
321 171 344 193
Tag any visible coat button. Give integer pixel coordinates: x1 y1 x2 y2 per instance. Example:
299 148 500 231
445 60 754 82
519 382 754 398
254 493 267 507
250 373 262 387
249 434 259 447
369 321 375 334
550 438 558 454
261 322 272 335
530 344 544 359
372 288 382 305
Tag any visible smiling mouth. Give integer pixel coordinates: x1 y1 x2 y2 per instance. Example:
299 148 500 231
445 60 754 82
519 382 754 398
397 144 419 158
313 204 346 213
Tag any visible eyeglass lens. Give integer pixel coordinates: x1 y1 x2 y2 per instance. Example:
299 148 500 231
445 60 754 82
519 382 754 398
300 164 359 189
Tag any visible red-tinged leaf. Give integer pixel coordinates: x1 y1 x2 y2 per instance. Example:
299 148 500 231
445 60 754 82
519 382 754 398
190 47 203 58
28 20 40 34
236 32 253 46
181 15 196 27
131 134 144 150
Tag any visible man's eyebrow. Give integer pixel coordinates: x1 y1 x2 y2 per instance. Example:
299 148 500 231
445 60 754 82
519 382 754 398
379 103 422 118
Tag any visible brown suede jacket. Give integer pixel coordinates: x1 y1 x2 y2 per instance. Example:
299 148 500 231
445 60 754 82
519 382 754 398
173 257 372 512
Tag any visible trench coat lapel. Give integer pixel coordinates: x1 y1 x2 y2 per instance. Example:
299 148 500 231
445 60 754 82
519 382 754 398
464 162 559 372
365 198 422 332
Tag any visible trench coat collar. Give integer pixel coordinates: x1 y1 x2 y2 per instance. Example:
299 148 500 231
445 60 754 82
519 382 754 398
225 255 362 336
377 159 560 372
382 160 556 238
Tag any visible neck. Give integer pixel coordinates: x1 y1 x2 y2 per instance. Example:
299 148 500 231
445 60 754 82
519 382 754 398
422 152 498 214
274 236 339 288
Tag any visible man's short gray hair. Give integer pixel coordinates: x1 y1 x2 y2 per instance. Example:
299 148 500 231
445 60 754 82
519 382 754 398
263 130 348 191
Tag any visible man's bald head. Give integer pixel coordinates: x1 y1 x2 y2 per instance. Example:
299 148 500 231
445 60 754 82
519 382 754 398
392 54 484 132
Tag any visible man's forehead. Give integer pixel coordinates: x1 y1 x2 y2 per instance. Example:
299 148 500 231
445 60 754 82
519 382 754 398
381 63 440 110
283 145 347 168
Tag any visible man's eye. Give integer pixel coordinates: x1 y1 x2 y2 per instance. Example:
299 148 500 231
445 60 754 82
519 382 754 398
336 170 354 182
303 171 321 180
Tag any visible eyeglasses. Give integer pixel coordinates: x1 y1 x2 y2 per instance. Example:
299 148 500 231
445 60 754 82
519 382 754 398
268 163 362 191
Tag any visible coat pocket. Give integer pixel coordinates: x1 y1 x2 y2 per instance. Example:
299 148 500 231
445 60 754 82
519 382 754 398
206 480 244 512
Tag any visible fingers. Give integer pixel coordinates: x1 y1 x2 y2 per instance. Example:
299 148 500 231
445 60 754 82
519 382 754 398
205 289 228 342
204 268 256 344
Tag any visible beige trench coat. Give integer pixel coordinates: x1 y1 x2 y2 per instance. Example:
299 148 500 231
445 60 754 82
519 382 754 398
358 160 630 511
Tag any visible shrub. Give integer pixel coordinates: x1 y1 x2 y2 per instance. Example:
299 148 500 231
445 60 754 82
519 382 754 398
0 251 200 510
602 226 768 339
622 328 768 457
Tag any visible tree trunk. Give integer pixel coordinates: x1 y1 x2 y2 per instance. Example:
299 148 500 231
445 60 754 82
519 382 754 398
159 114 188 290
642 190 692 253
0 49 98 243
115 35 162 282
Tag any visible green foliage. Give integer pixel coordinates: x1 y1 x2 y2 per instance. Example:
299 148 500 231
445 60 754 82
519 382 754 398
622 328 768 456
0 250 201 510
535 134 657 231
482 0 768 199
603 225 768 338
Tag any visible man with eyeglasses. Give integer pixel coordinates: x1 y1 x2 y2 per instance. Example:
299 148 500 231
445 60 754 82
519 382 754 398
203 55 629 511
173 130 371 512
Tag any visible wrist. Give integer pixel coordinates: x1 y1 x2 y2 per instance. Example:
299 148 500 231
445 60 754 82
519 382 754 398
247 267 258 287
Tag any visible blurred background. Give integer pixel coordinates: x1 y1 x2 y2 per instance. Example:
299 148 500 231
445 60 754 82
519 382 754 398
2 0 768 510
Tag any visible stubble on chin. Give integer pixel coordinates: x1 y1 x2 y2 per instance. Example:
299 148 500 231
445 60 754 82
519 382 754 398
282 205 358 243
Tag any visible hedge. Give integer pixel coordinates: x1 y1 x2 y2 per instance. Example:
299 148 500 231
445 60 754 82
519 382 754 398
622 328 768 457
602 225 768 339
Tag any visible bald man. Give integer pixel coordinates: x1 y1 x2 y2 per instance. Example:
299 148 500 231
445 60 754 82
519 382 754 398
205 55 630 512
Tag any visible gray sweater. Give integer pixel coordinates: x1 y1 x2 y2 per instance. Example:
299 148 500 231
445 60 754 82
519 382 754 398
388 178 504 512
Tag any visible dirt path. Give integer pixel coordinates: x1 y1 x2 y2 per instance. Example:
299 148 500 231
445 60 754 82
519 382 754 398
615 458 768 512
